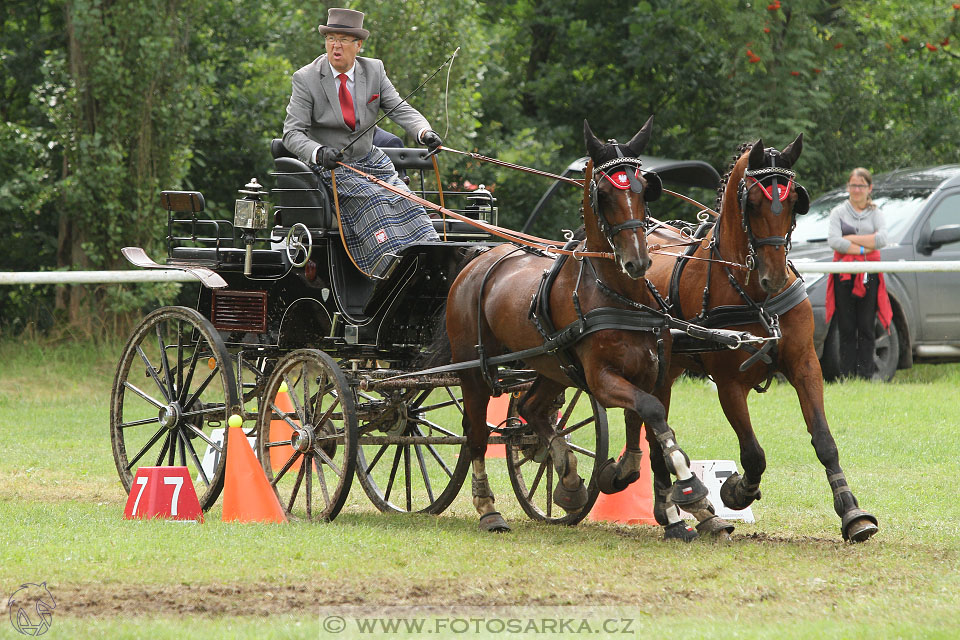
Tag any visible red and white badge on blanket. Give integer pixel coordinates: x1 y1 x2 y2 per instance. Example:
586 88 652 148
375 229 388 244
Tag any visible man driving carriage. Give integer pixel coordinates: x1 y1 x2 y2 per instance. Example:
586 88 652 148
282 7 443 279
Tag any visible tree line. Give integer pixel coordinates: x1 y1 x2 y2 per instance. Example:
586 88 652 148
1 0 958 333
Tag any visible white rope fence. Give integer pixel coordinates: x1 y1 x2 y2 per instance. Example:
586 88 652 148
790 260 960 274
3 260 960 286
0 270 198 285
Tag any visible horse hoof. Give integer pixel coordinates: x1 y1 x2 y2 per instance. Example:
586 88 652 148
596 458 619 494
478 511 511 533
720 472 761 510
596 459 640 495
841 509 878 543
670 475 709 507
553 478 588 512
696 515 735 540
663 521 699 542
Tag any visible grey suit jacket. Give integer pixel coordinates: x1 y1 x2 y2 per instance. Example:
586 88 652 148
282 54 430 164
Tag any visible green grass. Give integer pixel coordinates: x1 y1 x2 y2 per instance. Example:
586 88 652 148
1 339 959 638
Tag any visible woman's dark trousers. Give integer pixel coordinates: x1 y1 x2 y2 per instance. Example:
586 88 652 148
834 274 879 379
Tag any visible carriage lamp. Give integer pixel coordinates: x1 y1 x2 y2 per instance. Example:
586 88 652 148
234 178 271 276
467 184 496 225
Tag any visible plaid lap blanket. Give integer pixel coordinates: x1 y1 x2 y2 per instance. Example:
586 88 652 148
315 147 439 276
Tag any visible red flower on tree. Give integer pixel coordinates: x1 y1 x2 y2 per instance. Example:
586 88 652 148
926 42 938 51
790 71 800 76
900 35 910 43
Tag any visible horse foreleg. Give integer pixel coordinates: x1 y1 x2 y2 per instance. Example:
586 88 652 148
647 380 699 541
597 412 645 495
636 384 733 539
714 379 766 511
782 350 878 542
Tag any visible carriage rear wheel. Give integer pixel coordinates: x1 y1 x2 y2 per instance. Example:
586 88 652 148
110 306 240 510
256 349 357 521
504 389 608 525
355 384 471 514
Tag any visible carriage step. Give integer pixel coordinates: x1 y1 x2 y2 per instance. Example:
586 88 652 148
122 247 227 289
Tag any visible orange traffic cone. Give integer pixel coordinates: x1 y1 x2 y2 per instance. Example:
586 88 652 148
588 425 658 525
269 383 302 472
222 415 287 523
484 394 510 458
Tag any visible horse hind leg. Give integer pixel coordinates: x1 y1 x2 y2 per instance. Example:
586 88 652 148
460 372 510 533
472 459 510 532
520 383 588 513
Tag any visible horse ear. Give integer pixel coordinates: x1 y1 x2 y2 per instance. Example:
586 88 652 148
780 133 803 168
625 115 655 155
747 139 765 170
584 120 604 161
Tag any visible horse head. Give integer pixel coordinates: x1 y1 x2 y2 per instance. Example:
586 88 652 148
725 133 807 294
583 116 662 279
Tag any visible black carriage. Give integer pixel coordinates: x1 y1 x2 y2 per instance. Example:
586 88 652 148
110 141 616 523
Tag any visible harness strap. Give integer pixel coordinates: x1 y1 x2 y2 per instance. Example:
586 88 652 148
528 243 591 390
475 248 526 396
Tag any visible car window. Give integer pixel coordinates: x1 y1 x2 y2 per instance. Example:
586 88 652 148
792 189 930 244
924 193 960 249
791 193 844 243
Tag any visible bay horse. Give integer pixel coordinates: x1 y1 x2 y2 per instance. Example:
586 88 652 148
645 137 879 542
445 117 723 539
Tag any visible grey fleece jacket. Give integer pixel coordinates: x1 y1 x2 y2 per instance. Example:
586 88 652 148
827 200 888 253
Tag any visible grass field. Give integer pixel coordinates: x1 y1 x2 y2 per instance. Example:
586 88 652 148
1 339 959 639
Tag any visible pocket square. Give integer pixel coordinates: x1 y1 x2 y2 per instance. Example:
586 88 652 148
367 94 379 104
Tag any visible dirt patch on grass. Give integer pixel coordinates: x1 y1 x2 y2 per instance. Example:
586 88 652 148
41 580 628 619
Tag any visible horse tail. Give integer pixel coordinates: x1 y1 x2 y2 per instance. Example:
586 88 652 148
418 246 488 369
419 305 451 368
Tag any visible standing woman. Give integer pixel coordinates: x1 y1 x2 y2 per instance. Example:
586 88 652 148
826 168 893 380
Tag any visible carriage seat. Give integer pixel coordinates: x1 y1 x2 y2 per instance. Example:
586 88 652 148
270 139 335 231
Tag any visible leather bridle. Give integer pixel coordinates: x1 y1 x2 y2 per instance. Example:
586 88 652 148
589 154 661 250
736 152 809 270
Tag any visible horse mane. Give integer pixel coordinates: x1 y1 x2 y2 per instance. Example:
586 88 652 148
714 141 755 213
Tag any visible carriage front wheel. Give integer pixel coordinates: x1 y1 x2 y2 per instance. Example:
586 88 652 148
110 306 241 510
255 349 357 521
504 389 608 525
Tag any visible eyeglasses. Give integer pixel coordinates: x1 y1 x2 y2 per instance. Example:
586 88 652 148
847 183 870 190
325 35 360 46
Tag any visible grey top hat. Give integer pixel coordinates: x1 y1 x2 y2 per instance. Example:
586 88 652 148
317 8 370 40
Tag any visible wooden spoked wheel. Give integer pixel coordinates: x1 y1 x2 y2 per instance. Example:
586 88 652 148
255 349 357 521
110 306 240 510
355 385 471 514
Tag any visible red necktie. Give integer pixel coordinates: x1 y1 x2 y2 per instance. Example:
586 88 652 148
338 73 355 130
